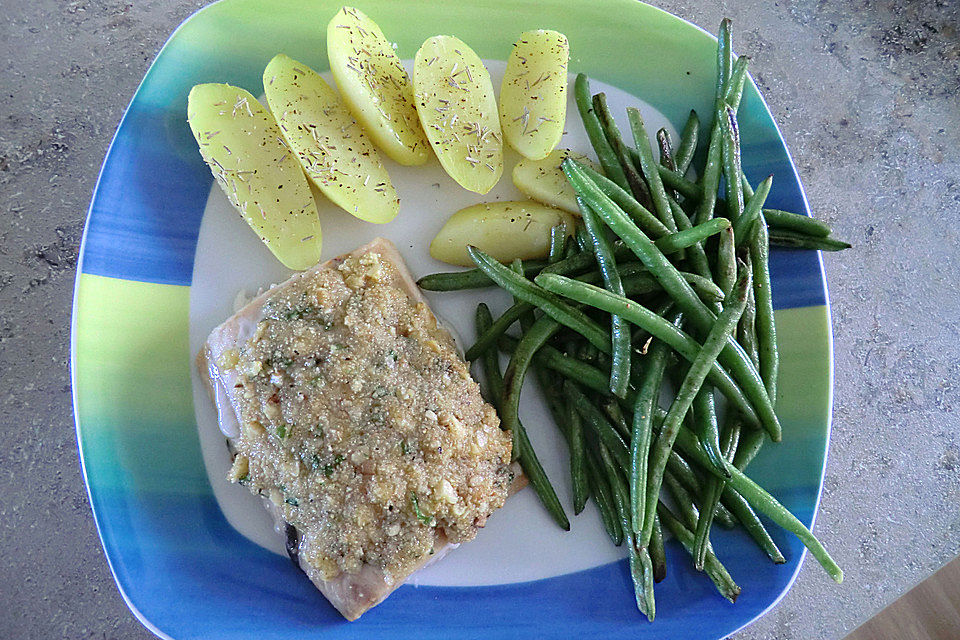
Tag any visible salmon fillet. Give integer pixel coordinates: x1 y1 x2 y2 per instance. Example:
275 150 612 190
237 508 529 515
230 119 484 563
197 237 523 620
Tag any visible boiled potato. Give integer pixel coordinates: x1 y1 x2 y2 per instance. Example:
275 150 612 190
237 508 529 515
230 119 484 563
499 30 569 160
512 148 602 214
327 7 429 165
264 54 398 224
187 83 322 270
414 36 503 194
430 201 575 267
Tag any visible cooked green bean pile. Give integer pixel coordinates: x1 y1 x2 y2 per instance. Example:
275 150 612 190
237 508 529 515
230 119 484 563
418 18 845 619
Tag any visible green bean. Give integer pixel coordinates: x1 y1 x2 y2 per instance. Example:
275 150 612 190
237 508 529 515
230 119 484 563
643 218 730 258
476 304 502 401
596 439 655 620
690 21 732 226
657 502 741 603
768 230 852 251
630 298 674 349
460 242 621 361
574 74 630 192
657 128 675 168
465 300 531 361
723 414 742 460
502 315 561 459
716 18 733 107
749 220 779 401
586 447 623 545
640 268 749 546
475 304 569 530
567 381 630 471
650 514 667 583
675 110 700 175
540 246 600 277
657 127 680 208
719 104 745 222
733 428 766 471
693 131 723 224
540 245 601 276
738 255 760 369
693 468 737 528
733 175 772 247
657 128 676 174
692 389 727 480
626 107 677 231
623 139 703 200
741 173 755 201
663 468 700 531
417 259 548 291
582 343 613 373
498 333 616 400
537 248 774 439
665 450 737 529
549 223 569 262
532 355 590 517
566 394 590 514
619 496 658 621
724 55 750 112
601 396 632 441
658 133 692 262
681 272 727 306
509 258 535 331
722 483 785 564
535 273 762 429
762 208 832 238
725 250 769 474
574 163 672 238
476 304 508 403
575 223 593 253
564 159 780 442
672 426 843 583
538 239 673 280
536 367 570 443
716 225 737 297
666 450 705 495
516 427 570 530
487 262 698 339
631 336 670 533
579 196 631 398
667 197 710 273
630 543 656 621
620 272 662 298
692 18 734 228
576 341 603 366
468 246 611 354
656 162 702 200
564 160 717 325
593 93 655 209
693 413 739 569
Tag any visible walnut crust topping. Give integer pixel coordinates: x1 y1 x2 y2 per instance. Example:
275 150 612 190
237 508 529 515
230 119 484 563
226 252 512 583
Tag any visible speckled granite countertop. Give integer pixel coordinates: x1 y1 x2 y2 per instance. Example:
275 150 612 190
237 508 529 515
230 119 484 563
0 1 957 638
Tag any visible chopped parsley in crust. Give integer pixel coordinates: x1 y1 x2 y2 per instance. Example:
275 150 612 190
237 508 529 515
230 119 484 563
220 247 512 587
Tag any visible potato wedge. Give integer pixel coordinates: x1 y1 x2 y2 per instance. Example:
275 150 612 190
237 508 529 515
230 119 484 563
264 54 398 224
327 7 429 166
187 83 322 270
499 30 569 160
512 148 602 215
429 201 575 267
414 36 503 194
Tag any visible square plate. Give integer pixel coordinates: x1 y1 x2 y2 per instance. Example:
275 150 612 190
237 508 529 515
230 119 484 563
71 1 834 638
